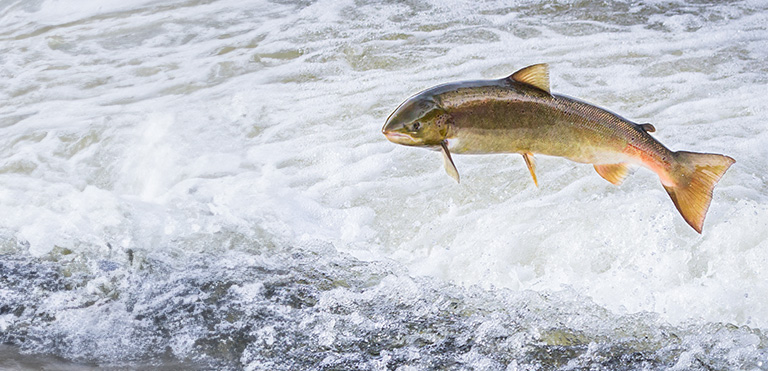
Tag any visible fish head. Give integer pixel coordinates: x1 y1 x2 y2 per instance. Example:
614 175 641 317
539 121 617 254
382 96 449 147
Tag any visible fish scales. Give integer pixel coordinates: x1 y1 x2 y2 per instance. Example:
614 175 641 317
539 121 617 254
441 83 661 165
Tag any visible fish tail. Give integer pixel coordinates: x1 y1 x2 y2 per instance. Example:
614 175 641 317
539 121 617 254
662 151 735 233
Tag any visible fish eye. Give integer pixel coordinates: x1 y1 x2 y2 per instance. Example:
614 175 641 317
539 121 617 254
412 122 421 131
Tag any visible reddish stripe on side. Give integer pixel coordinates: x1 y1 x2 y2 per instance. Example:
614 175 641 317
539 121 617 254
624 143 675 186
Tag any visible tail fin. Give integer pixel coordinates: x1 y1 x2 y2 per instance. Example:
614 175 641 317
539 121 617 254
663 151 735 233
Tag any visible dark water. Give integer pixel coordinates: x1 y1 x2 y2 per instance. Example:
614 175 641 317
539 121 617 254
2 248 767 369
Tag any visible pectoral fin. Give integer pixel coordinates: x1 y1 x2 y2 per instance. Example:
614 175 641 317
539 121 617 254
522 152 538 187
594 163 630 185
441 141 460 183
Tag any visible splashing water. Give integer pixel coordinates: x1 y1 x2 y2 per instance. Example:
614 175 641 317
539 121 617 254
1 0 768 369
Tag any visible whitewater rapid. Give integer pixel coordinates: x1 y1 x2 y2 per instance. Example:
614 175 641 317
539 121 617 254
1 0 768 369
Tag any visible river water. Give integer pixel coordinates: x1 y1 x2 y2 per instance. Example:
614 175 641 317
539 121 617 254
1 0 767 369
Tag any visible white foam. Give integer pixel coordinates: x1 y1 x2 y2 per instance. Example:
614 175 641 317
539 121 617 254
1 0 767 367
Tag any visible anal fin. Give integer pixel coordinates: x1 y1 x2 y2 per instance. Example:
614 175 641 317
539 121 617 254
441 141 460 183
594 163 630 185
522 152 538 187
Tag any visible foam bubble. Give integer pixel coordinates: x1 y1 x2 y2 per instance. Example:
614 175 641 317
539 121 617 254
1 0 767 368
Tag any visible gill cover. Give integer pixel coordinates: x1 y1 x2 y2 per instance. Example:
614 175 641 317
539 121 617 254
382 95 449 146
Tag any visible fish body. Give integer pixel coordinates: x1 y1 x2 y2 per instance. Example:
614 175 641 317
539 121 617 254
382 64 735 233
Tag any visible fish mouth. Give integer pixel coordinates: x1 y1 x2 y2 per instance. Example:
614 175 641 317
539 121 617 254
383 130 418 145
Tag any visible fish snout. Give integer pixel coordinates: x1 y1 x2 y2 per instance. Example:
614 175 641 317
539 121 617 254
382 119 417 145
383 130 418 145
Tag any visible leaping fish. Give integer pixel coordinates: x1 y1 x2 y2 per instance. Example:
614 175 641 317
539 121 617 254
382 64 735 233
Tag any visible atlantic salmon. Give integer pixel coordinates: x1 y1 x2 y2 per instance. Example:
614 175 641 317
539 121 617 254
382 64 735 233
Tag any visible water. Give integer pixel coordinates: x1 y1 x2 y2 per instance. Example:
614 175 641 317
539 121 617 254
1 0 767 369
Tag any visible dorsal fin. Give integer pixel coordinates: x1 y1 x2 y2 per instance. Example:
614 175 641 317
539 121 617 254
509 63 550 94
640 123 656 133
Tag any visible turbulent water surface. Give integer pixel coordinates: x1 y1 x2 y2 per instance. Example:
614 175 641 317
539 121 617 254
2 0 768 369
